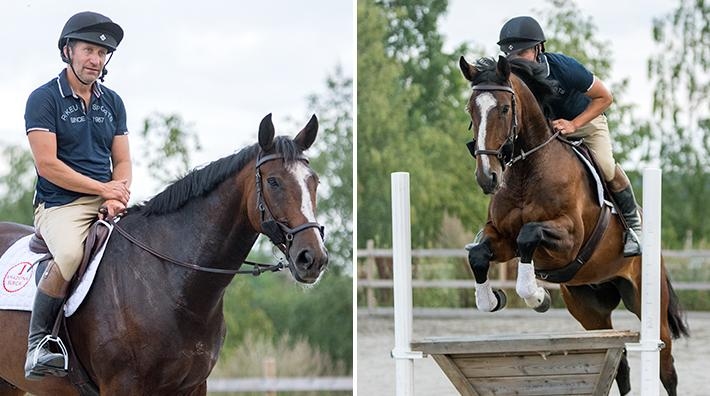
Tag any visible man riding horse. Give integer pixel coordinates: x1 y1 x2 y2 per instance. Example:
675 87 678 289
24 11 131 379
495 16 642 256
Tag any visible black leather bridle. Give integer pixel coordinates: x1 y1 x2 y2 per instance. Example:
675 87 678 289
465 83 560 167
110 152 325 276
255 152 325 258
466 84 518 169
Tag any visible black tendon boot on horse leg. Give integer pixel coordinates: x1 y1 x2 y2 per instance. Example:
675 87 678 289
24 260 70 379
608 164 642 257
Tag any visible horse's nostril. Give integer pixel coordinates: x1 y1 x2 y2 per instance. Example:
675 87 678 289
296 249 314 269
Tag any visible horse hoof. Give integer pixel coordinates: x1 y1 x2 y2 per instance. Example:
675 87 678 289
533 289 551 313
492 289 507 312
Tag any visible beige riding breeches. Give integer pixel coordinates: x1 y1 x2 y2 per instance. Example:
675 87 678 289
565 114 616 181
34 195 103 281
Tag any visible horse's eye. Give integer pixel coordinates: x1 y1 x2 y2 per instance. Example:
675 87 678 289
501 105 510 114
267 177 280 188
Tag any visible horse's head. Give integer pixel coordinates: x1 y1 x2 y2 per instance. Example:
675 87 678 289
253 114 328 284
459 55 518 194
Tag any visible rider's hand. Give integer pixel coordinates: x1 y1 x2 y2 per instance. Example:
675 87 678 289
99 199 127 221
100 179 130 205
551 119 577 135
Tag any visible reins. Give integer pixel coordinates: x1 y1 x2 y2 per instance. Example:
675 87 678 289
110 223 285 276
105 151 324 277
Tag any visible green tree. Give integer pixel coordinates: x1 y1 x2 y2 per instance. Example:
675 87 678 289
0 144 35 225
357 0 418 247
648 0 710 247
358 0 489 249
139 112 202 187
248 270 353 371
307 66 353 268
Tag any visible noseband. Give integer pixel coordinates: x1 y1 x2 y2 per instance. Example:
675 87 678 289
255 153 325 259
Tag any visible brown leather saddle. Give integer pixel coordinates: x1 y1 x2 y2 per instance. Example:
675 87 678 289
30 221 111 292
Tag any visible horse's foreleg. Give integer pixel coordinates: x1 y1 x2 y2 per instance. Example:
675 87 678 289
467 238 506 312
515 222 554 312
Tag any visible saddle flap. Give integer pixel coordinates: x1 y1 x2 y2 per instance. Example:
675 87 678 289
74 221 111 287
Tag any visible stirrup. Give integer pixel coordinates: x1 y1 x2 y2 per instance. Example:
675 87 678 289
623 229 642 257
31 334 69 371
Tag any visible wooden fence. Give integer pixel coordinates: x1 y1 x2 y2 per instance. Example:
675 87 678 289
207 377 352 393
357 240 710 310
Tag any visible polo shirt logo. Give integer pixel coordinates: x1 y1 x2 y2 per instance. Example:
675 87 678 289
60 104 80 121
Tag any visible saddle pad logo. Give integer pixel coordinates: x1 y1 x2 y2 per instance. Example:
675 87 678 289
2 262 34 293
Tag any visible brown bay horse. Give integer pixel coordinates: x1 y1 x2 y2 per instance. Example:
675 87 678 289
0 114 328 395
459 56 688 396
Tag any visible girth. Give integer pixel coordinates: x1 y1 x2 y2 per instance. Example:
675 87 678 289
534 204 612 283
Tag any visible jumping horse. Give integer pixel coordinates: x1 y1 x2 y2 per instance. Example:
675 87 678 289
0 114 328 395
459 55 688 396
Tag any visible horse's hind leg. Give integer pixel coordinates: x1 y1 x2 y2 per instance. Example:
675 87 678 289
560 284 632 395
615 273 681 396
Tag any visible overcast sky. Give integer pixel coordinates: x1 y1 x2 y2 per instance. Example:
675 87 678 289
0 0 353 200
441 0 675 126
0 0 679 201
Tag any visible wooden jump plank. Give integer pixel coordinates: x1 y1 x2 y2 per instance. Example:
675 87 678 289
431 354 480 396
411 330 639 395
411 330 638 355
471 373 599 395
453 351 607 377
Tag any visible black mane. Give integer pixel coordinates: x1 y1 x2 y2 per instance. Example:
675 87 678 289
470 57 559 117
131 136 303 216
507 57 559 107
469 57 508 86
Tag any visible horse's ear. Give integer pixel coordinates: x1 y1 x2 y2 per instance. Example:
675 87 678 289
294 114 318 151
496 55 511 80
459 56 477 82
259 113 275 151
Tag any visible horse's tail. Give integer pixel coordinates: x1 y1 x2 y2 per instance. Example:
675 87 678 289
666 275 690 339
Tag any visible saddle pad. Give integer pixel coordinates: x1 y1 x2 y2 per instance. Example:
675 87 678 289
0 234 46 311
0 221 113 316
571 145 604 207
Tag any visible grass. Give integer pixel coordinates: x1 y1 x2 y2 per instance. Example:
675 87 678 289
209 332 351 396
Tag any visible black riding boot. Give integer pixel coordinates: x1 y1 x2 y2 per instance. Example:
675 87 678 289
24 261 70 380
609 165 642 257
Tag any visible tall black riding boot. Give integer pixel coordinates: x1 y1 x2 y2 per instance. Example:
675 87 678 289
24 261 70 380
609 165 642 257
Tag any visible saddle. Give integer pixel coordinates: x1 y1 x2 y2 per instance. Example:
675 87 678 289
29 221 109 396
30 221 110 292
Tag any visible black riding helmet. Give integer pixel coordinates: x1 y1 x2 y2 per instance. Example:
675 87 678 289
58 11 123 63
497 16 546 54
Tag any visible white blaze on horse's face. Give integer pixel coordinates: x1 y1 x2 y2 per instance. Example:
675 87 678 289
287 162 326 251
475 92 497 174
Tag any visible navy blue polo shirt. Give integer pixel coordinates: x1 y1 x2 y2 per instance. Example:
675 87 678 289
25 69 128 208
540 53 594 121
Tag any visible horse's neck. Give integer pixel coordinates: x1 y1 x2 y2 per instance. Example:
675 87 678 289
119 174 259 306
516 86 556 151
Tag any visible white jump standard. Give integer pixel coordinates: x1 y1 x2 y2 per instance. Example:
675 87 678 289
391 169 664 395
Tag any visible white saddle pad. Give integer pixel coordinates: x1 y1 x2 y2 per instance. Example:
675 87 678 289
0 221 113 316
